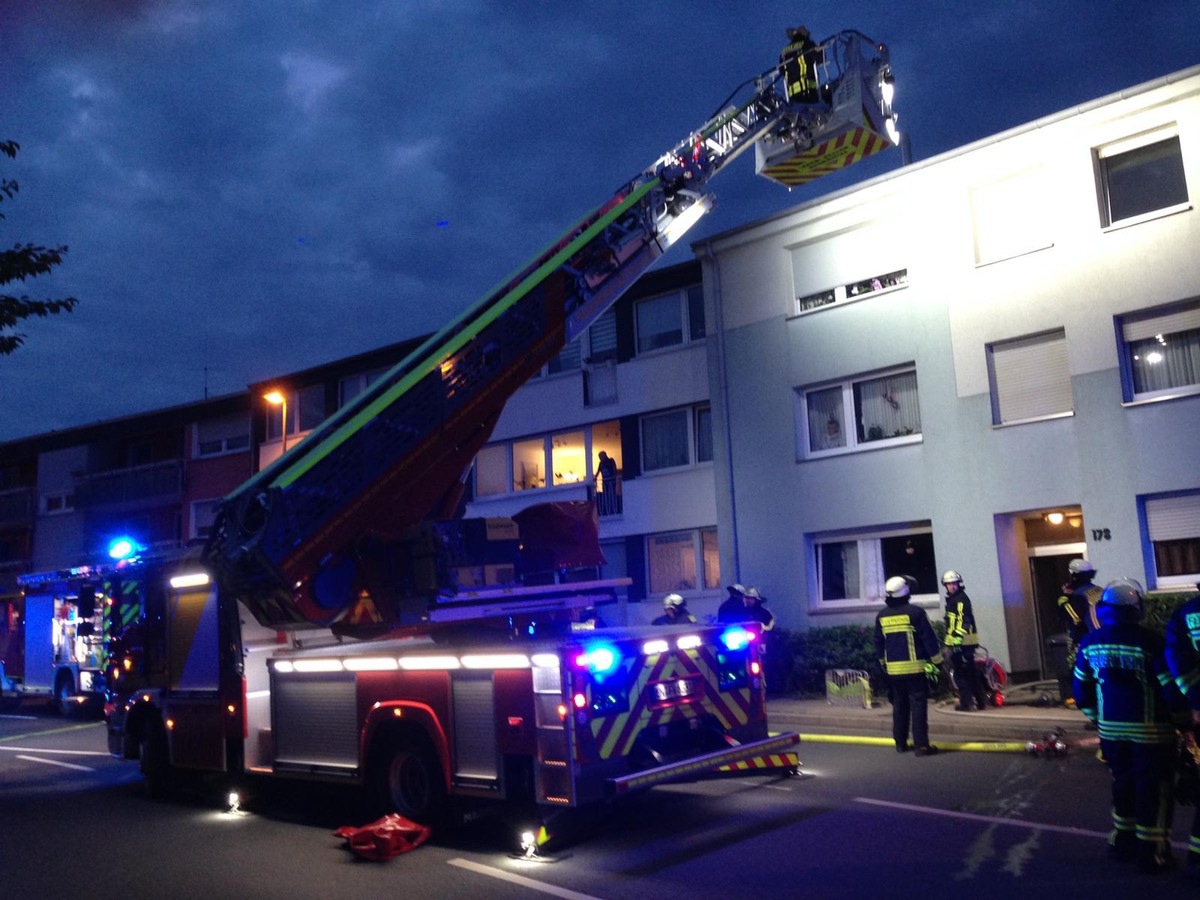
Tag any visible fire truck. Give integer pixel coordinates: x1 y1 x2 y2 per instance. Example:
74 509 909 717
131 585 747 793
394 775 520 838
27 30 898 843
0 568 109 714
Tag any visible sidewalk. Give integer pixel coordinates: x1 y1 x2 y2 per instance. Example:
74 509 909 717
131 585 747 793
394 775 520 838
766 680 1096 751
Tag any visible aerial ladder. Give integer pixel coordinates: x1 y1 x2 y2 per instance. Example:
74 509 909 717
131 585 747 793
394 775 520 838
203 29 899 631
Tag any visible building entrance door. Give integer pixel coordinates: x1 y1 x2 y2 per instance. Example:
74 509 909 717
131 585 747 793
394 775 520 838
1029 553 1075 684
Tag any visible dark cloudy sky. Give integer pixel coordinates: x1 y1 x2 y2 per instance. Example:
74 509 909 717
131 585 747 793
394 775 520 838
1 1 1195 442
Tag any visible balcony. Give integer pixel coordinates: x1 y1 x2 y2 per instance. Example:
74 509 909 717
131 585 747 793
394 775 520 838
74 460 184 510
0 487 34 527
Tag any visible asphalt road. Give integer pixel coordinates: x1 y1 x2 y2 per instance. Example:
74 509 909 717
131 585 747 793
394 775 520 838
3 704 1199 900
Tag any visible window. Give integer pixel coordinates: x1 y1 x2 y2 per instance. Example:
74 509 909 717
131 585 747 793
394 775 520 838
635 286 705 353
1096 130 1189 227
43 492 75 515
1143 492 1200 589
641 405 711 472
266 385 326 438
1117 299 1200 403
986 329 1072 425
797 367 921 457
339 368 386 407
196 413 250 458
795 268 908 314
648 527 720 594
810 524 937 611
191 498 220 540
475 421 621 497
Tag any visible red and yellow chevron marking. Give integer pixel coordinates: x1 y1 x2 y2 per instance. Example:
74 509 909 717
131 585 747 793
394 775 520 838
583 645 754 762
759 122 891 187
717 751 800 773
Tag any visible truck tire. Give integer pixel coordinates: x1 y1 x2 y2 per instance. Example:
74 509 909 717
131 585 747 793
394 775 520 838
54 672 75 717
375 737 446 826
138 719 173 800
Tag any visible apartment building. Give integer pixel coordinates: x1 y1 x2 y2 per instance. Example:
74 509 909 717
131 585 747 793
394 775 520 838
700 65 1200 679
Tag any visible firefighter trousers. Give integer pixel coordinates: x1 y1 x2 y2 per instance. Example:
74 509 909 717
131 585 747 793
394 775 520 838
889 673 931 750
1100 738 1175 867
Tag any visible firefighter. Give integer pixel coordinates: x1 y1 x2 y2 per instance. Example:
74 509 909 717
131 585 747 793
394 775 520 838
1163 583 1200 875
779 25 822 103
1073 578 1188 873
941 570 988 712
1058 559 1102 677
718 585 775 631
874 575 943 756
652 592 696 625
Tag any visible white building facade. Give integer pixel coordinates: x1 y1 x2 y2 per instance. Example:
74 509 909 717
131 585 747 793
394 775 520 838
701 66 1200 679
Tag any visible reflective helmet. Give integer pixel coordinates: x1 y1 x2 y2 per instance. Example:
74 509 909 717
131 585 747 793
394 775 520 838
1068 559 1096 578
1099 578 1145 608
663 592 685 611
884 576 910 599
941 570 963 586
728 583 747 597
744 587 765 603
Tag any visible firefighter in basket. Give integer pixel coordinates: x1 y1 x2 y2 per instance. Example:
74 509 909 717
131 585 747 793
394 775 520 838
653 592 697 625
941 570 988 712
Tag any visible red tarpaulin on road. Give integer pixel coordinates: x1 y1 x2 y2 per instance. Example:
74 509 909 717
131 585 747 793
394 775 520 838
334 814 431 861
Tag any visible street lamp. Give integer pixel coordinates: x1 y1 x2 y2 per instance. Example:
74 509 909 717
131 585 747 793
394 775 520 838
263 390 288 454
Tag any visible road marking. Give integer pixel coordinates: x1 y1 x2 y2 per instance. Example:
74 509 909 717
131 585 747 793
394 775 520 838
855 797 1110 840
448 858 606 900
14 754 95 772
0 721 104 743
0 746 109 756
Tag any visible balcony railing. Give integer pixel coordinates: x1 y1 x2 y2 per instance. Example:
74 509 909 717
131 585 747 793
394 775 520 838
0 487 34 527
74 460 184 509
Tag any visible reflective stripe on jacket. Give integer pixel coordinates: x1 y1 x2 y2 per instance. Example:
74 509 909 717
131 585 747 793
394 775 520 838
874 602 943 676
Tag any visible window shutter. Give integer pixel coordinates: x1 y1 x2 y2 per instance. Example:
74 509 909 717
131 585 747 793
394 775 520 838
990 330 1072 424
1146 494 1200 541
1122 305 1200 342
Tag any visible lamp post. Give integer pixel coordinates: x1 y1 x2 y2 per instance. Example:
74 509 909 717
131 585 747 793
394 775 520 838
263 390 288 455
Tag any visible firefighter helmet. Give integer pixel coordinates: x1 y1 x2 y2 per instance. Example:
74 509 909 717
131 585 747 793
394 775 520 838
744 587 765 603
884 576 910 599
941 570 963 586
1099 578 1145 609
1068 559 1096 578
663 592 685 611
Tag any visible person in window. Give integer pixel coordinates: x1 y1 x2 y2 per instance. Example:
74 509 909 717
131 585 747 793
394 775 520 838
875 575 942 756
652 593 696 625
820 416 844 450
780 25 822 103
596 451 619 515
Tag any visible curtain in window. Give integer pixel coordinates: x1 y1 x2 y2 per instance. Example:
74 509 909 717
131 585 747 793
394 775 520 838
648 531 697 593
701 527 720 589
642 410 689 470
807 386 845 451
855 370 920 442
818 540 858 601
695 407 713 462
1129 328 1200 394
636 294 683 353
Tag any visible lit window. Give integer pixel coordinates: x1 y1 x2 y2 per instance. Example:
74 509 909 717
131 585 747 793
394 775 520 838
1096 130 1189 227
986 329 1072 425
1142 492 1200 589
648 527 720 594
1117 299 1200 403
797 367 921 457
795 269 908 315
810 525 937 611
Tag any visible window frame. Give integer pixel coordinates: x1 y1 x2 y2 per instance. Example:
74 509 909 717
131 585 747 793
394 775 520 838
1116 298 1200 405
634 285 705 355
1140 490 1200 590
986 328 1073 427
1095 128 1190 230
794 268 909 316
807 522 939 614
646 526 720 597
640 404 713 474
473 421 622 498
796 365 922 460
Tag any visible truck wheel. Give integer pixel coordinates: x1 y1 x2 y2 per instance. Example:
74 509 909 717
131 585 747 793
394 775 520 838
139 719 173 800
376 739 446 825
54 673 75 717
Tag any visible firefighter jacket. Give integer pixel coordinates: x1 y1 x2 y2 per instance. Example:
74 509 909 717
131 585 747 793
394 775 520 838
943 588 980 648
1164 592 1200 712
1073 612 1188 745
1057 582 1101 643
874 600 943 677
717 597 775 631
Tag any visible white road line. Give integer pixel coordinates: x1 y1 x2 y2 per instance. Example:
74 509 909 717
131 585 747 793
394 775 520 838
14 754 95 772
448 858 607 900
855 797 1110 840
0 746 109 756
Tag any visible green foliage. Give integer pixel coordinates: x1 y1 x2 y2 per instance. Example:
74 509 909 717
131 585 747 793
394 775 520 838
1145 591 1198 633
1 138 79 355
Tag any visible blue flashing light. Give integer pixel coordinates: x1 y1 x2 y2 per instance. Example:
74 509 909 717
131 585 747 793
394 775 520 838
579 642 621 678
719 627 756 652
107 537 144 561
